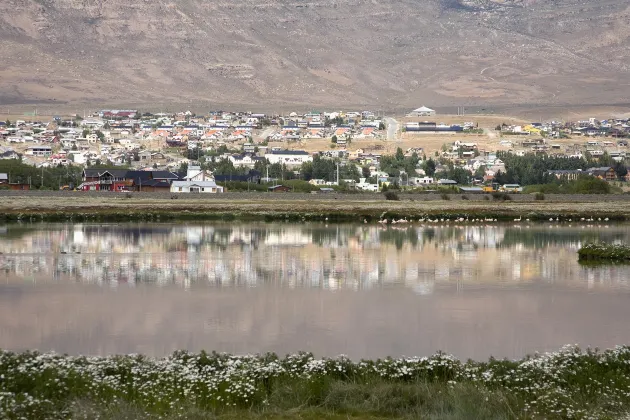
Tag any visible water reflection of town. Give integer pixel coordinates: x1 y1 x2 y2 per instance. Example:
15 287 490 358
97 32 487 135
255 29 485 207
1 223 630 292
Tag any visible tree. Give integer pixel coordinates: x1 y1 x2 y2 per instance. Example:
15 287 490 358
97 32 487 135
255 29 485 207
5 119 11 127
423 158 436 176
331 135 338 144
379 122 386 130
495 125 502 131
82 129 90 137
614 162 627 180
301 161 313 181
395 147 405 162
95 131 105 141
362 165 371 179
474 165 487 179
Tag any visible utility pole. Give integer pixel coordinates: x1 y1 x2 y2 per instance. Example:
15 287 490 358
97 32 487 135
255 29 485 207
336 162 340 186
41 167 44 188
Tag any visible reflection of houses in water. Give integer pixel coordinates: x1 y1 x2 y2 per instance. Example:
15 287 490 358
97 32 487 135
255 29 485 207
1 224 630 292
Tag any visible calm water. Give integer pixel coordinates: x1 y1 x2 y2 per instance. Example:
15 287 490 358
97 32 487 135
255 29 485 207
1 222 630 360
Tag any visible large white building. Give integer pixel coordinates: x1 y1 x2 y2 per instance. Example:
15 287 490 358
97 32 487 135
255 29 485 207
265 150 312 167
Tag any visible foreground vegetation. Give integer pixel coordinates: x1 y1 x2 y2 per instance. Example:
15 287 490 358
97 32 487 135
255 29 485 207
578 242 630 262
2 346 630 419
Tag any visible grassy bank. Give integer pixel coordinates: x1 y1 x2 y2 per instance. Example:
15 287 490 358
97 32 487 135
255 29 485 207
2 194 630 223
578 242 630 262
2 346 630 419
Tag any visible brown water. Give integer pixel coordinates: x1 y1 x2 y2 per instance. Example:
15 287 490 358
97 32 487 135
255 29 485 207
1 222 629 360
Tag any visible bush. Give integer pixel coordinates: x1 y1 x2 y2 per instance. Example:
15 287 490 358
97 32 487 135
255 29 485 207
483 195 490 201
440 193 451 200
384 191 400 201
534 192 545 200
461 195 469 200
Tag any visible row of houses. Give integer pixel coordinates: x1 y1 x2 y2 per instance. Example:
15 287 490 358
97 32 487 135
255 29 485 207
80 166 225 193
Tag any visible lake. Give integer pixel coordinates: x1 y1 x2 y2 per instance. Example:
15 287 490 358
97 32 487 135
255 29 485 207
1 222 629 360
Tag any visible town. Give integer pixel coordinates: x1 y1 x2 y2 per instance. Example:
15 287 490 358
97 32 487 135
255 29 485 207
1 106 629 195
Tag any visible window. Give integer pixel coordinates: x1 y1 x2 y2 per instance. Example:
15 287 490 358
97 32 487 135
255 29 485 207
178 187 182 192
202 188 205 191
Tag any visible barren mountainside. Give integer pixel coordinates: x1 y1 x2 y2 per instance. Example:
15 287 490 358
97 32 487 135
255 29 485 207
0 0 629 110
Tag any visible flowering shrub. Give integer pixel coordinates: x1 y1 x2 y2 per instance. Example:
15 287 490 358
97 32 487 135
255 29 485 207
2 346 630 419
578 242 630 262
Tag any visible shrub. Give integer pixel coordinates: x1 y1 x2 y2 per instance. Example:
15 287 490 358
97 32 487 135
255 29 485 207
534 192 545 201
440 193 451 200
483 195 490 201
461 195 469 200
384 191 400 201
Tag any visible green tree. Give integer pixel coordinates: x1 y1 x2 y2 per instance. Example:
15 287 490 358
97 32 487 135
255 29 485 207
474 165 487 179
395 147 405 162
95 131 105 141
331 135 338 144
614 162 627 180
301 161 313 181
362 165 371 179
423 158 436 176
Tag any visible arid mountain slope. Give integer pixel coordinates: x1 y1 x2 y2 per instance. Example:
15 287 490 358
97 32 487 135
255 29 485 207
0 0 629 110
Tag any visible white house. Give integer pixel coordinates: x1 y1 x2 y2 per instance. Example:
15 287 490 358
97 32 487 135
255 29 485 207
171 166 223 193
409 177 434 186
356 177 378 192
170 180 223 193
265 150 312 167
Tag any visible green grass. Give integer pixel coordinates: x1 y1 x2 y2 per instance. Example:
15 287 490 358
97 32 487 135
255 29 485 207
3 347 630 419
578 242 630 262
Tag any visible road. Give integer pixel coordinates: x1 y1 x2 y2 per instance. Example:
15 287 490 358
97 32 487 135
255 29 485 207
385 117 399 141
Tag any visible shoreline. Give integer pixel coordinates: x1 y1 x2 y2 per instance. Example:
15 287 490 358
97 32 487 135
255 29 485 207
2 192 630 222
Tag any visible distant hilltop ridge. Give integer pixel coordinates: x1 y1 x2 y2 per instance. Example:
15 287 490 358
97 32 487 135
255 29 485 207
1 0 629 109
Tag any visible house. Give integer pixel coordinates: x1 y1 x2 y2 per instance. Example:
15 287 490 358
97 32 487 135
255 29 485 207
170 165 223 193
0 173 8 184
170 180 222 193
138 150 152 161
24 146 52 157
268 184 291 193
80 168 179 191
0 148 19 159
409 177 434 186
407 106 436 117
265 150 313 167
586 167 617 181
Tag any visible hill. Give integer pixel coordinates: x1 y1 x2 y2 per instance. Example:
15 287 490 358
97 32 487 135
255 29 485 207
1 0 629 111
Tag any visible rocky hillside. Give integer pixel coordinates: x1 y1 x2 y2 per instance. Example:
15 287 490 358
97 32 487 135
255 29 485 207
0 0 629 110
